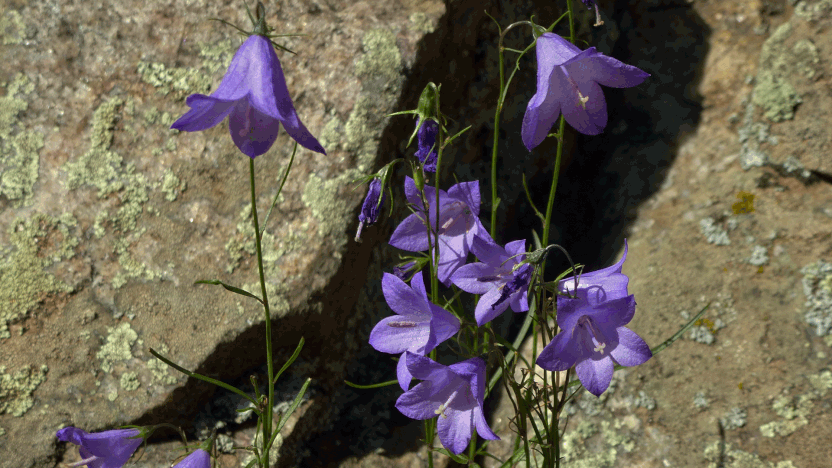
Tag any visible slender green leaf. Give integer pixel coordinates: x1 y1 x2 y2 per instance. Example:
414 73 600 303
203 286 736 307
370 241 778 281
195 280 264 305
273 337 304 384
434 447 468 464
273 377 311 436
148 348 257 406
343 379 399 389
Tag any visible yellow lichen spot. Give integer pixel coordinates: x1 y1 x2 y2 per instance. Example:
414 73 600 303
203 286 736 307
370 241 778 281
732 191 755 215
757 266 765 274
738 382 744 390
695 318 716 332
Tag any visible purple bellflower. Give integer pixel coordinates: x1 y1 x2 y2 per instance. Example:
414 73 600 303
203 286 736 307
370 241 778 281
450 237 531 326
172 449 211 468
396 352 499 454
414 118 439 173
369 271 460 390
536 242 652 396
171 34 326 158
56 427 143 468
355 178 386 242
522 32 649 149
389 177 487 285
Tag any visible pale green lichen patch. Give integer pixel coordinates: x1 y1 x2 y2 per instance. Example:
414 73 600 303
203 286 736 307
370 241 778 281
0 9 25 45
0 213 77 338
96 323 138 373
119 372 140 391
65 98 126 196
64 98 162 288
161 169 186 201
137 39 235 98
753 22 803 122
0 364 48 417
0 73 43 205
355 29 402 83
704 442 796 468
409 12 436 34
760 394 812 437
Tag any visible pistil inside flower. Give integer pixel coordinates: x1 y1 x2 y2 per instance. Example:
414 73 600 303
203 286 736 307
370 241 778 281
577 315 607 354
435 388 460 419
562 68 590 110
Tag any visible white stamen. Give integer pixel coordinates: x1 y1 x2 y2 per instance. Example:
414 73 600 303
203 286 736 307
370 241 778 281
594 342 606 354
69 455 100 467
578 91 589 110
594 5 604 27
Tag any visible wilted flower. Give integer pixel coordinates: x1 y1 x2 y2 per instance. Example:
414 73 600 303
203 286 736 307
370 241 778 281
522 32 649 148
396 352 499 454
450 238 531 325
414 118 439 173
355 178 386 242
56 427 143 468
536 242 651 396
369 272 460 390
389 177 487 284
171 34 325 158
172 449 211 468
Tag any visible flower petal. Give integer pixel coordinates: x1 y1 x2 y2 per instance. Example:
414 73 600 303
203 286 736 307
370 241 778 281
171 95 237 132
573 54 650 88
389 213 430 252
368 315 430 355
382 272 429 317
509 288 529 313
437 405 474 454
172 449 211 468
561 77 607 136
228 101 281 158
397 352 414 391
475 287 510 326
536 330 583 372
575 355 614 396
447 181 480 217
610 326 652 367
396 380 443 420
473 406 500 441
449 262 499 294
428 304 461 350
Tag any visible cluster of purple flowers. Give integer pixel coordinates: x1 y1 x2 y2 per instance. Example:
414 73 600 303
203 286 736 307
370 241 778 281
369 177 651 452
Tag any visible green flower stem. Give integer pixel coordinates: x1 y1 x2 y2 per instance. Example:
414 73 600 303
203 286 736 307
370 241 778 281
249 158 275 468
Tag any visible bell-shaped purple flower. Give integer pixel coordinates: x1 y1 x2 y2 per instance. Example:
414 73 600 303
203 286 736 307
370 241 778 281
369 271 460 390
171 34 325 158
56 427 143 468
389 177 487 285
522 32 649 148
355 178 386 242
414 118 439 173
536 242 651 396
450 237 531 326
172 449 211 468
396 352 499 454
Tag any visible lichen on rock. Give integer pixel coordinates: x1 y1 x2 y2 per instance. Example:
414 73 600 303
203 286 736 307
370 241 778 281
0 364 48 417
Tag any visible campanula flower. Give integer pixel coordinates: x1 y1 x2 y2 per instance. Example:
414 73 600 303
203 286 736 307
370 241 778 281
369 272 460 390
450 237 531 325
536 242 651 396
389 177 487 284
396 352 499 454
172 449 211 468
414 118 439 173
355 178 386 242
56 427 143 468
171 34 326 158
522 32 649 148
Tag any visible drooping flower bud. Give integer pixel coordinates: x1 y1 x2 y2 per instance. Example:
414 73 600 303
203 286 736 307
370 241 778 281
355 178 386 242
414 118 439 173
